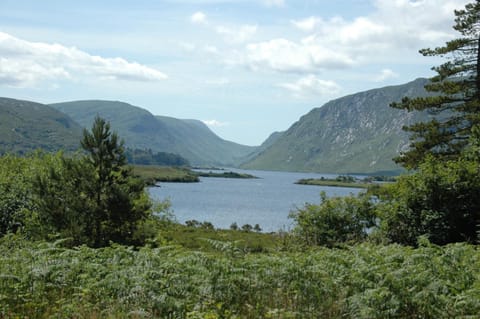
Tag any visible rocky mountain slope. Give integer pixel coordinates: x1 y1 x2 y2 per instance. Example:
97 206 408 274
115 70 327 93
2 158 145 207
242 78 431 175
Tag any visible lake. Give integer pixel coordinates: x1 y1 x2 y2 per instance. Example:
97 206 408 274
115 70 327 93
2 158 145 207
148 169 363 232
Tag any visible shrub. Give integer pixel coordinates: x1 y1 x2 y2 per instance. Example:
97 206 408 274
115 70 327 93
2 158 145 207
290 192 376 247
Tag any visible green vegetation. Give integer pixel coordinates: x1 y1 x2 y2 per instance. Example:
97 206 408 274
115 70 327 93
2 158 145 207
196 171 258 179
132 167 258 185
158 221 280 253
2 3 480 317
1 234 479 318
290 192 376 247
296 176 369 189
391 2 480 168
125 148 190 166
132 165 199 185
0 117 160 247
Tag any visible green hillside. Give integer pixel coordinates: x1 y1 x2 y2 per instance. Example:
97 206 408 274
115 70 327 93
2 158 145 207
0 97 82 154
155 116 256 166
50 100 256 166
242 78 432 175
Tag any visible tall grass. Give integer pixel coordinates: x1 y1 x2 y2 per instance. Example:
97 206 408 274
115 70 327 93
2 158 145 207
1 235 479 318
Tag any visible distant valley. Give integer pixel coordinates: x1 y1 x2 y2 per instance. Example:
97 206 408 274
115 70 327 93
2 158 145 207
51 100 257 167
0 78 430 173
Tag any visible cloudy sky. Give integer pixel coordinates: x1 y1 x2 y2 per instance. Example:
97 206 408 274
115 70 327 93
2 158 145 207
0 0 470 145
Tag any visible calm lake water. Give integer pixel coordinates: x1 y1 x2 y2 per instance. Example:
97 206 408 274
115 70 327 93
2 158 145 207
148 169 363 232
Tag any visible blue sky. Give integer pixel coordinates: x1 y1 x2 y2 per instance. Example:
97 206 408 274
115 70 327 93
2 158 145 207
0 0 470 145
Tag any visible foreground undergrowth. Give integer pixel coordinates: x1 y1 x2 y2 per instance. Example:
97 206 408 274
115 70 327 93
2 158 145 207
1 235 479 318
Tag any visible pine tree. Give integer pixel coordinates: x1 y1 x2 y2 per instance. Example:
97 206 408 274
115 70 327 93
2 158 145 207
391 1 480 168
79 116 151 247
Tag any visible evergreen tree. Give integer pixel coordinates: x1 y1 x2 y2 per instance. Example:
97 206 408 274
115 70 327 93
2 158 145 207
32 117 152 247
391 1 480 168
80 116 150 247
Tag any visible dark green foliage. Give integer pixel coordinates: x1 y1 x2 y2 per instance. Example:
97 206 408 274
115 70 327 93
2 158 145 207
0 117 157 247
78 116 151 247
336 175 356 182
33 155 95 244
184 220 214 230
196 171 258 179
241 223 253 232
125 148 189 166
391 2 480 168
0 155 36 236
374 155 480 246
290 192 376 247
132 165 200 185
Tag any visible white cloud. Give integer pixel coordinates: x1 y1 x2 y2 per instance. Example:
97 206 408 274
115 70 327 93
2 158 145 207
216 25 257 44
279 75 341 98
291 17 323 32
373 68 399 82
243 0 469 74
245 38 354 73
191 11 208 25
203 119 230 127
0 32 167 88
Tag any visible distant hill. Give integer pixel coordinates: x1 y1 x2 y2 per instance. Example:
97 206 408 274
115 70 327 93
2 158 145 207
242 78 432 175
154 115 256 166
0 97 82 154
50 100 256 166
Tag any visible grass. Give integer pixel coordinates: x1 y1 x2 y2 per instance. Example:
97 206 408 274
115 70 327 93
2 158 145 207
157 222 287 253
132 165 199 185
296 178 370 189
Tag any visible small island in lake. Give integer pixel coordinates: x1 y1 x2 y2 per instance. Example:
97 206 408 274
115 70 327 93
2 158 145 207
133 166 258 185
296 175 370 189
133 165 200 185
196 171 258 179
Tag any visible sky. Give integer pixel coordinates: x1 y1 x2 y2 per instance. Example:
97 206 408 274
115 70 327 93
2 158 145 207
0 0 471 146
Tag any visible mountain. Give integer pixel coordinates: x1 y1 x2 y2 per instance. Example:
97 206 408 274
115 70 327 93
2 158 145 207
50 100 256 166
242 78 431 175
0 97 82 154
154 116 256 166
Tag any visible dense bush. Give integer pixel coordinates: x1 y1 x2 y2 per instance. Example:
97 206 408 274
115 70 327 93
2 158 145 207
0 154 38 237
290 192 376 247
374 156 480 246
